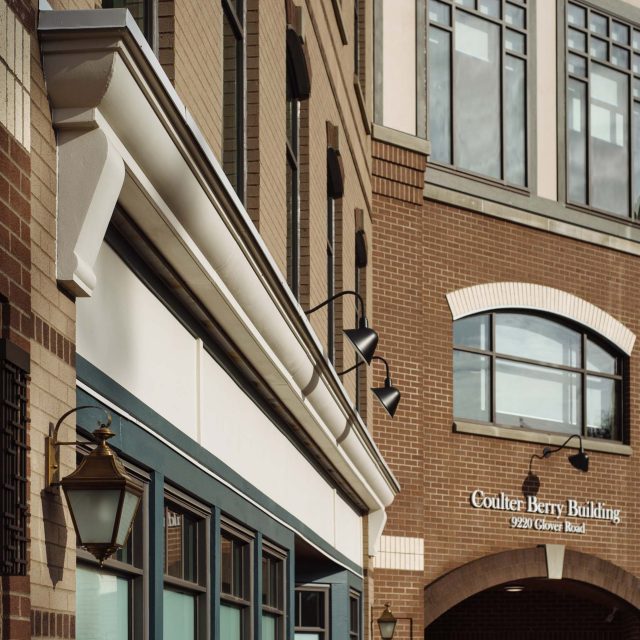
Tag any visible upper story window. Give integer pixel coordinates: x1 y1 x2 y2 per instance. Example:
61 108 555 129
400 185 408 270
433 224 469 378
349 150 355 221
453 312 623 441
428 0 528 186
565 2 640 218
222 0 246 203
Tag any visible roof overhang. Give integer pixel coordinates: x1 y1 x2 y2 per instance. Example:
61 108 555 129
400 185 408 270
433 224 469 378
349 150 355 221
38 9 399 556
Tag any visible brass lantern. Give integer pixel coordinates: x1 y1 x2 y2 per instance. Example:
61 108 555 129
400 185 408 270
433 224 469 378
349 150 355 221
377 603 398 640
47 406 143 566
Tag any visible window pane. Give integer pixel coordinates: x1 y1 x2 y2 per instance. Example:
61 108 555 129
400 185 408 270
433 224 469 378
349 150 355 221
568 4 586 28
587 376 618 439
496 359 580 432
568 28 586 53
478 0 500 18
505 55 526 185
612 21 630 45
568 53 587 77
262 614 277 640
295 635 321 640
300 591 324 627
567 79 588 203
455 0 475 7
453 315 490 350
77 566 129 640
454 12 501 178
505 29 525 54
634 102 640 217
221 604 242 640
163 589 195 640
590 63 629 216
429 0 451 26
611 45 630 69
586 339 617 374
221 535 232 594
590 37 608 61
165 506 197 582
634 30 640 51
589 13 607 37
453 351 490 421
505 3 525 28
350 597 359 633
494 314 580 367
428 27 452 164
633 53 640 74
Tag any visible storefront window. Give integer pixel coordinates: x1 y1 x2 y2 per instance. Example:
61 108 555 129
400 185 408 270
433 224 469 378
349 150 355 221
221 522 252 639
262 545 286 640
294 586 329 640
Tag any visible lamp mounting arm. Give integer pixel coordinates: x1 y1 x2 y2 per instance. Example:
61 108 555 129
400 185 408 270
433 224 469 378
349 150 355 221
306 290 366 318
542 434 583 458
337 355 390 377
46 405 113 488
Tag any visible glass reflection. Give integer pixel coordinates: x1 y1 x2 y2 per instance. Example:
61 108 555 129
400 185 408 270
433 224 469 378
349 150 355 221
587 376 617 439
428 27 452 164
453 351 490 421
453 314 490 350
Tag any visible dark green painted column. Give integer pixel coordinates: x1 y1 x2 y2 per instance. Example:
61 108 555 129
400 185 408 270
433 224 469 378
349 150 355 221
149 471 164 639
331 582 349 639
212 507 221 640
255 533 263 640
287 550 295 640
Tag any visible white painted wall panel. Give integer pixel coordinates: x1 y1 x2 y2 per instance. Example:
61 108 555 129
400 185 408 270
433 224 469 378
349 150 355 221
200 351 364 563
334 492 362 563
381 0 416 134
77 244 199 439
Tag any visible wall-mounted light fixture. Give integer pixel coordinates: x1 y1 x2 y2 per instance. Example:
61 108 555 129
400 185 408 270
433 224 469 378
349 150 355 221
540 434 589 473
340 355 401 417
46 405 143 566
373 603 413 640
306 290 378 364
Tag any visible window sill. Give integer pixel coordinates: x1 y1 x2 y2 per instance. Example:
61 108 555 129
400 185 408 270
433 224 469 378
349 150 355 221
371 123 430 155
454 420 632 456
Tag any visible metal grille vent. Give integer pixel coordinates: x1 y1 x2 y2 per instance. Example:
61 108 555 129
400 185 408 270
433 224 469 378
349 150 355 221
0 340 29 575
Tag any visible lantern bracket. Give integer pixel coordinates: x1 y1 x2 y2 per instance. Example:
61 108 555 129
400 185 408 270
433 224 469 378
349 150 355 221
46 405 112 489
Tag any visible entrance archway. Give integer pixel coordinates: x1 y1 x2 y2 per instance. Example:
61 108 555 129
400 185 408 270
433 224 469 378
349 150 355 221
424 547 640 639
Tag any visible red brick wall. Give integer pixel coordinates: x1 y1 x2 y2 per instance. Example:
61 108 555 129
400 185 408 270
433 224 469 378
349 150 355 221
371 139 640 637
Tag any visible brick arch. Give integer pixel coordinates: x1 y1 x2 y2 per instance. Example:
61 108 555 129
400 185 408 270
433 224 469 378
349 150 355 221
446 282 635 355
424 547 640 628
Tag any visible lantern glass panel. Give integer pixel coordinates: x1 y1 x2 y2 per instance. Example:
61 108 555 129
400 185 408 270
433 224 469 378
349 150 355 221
378 620 396 639
66 489 121 544
116 489 141 546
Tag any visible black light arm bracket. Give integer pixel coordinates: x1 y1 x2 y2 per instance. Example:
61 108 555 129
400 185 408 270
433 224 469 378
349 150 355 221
538 434 589 473
46 405 113 488
338 355 387 378
306 290 366 318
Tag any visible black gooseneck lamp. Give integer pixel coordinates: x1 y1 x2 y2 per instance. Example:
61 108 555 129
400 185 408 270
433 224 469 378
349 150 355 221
306 290 378 364
340 355 401 418
542 434 590 472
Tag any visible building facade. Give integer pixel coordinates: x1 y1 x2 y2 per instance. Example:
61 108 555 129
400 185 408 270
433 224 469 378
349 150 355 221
0 0 401 638
373 0 640 637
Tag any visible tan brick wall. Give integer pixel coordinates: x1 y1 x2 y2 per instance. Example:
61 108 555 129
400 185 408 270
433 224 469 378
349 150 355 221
29 11 78 638
372 140 640 636
173 0 222 159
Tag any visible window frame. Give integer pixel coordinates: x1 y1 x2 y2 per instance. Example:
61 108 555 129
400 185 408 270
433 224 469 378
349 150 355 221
163 486 210 640
222 0 247 204
453 310 625 442
426 0 530 190
349 590 362 640
294 584 330 638
220 518 254 640
563 0 640 220
261 541 287 640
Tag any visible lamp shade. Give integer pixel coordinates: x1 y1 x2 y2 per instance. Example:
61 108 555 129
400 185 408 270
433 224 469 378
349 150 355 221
377 604 397 640
372 381 401 418
569 450 589 472
61 425 143 566
344 317 378 364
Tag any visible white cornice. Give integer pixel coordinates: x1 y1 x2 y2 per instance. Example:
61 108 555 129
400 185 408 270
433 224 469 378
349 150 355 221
39 9 398 556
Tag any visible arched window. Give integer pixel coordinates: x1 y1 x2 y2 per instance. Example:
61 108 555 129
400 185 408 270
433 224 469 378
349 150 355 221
453 311 624 441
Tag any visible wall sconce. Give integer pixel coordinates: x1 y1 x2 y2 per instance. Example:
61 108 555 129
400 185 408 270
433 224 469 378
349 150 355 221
538 434 589 472
340 356 401 417
306 290 378 364
46 405 143 566
373 603 413 640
